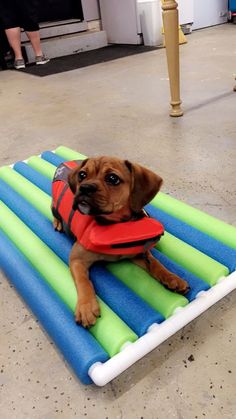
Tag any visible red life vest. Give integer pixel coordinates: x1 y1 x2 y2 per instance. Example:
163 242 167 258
52 160 164 255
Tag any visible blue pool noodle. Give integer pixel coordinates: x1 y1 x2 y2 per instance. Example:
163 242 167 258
0 230 109 384
0 180 165 334
90 264 165 334
0 179 71 259
146 204 236 273
14 161 52 195
41 150 66 167
151 248 210 301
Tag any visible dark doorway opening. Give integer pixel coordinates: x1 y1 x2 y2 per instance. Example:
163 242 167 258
38 0 84 23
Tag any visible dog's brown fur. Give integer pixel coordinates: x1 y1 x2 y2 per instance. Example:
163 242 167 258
53 157 189 327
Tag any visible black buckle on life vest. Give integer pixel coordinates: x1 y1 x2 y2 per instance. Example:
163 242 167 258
111 235 161 250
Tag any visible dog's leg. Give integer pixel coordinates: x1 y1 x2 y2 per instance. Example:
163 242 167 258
133 251 189 294
53 217 63 232
52 205 63 232
69 242 100 327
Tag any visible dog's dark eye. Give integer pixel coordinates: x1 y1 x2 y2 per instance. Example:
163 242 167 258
105 173 121 185
78 171 87 181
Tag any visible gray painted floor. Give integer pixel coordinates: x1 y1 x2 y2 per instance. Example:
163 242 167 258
0 24 236 419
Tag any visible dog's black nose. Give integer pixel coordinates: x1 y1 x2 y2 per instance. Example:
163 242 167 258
79 183 97 195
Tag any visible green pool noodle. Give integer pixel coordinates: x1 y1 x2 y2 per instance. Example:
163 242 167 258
152 192 236 250
27 156 56 180
0 166 52 220
107 261 188 319
156 231 229 286
0 202 137 356
55 146 87 161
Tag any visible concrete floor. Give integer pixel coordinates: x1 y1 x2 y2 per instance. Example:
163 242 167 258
0 24 236 419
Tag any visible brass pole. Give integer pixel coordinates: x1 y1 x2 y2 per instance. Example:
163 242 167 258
162 0 183 117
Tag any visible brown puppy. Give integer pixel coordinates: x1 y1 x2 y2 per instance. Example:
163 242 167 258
53 157 189 327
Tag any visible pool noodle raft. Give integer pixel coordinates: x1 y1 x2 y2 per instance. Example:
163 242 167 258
0 146 235 386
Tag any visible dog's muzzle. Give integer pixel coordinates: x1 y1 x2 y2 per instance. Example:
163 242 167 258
79 183 98 195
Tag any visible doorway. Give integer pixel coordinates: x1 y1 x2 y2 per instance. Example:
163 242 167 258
38 0 84 22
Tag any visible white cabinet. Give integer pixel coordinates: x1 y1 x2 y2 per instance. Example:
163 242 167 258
177 0 194 25
100 0 141 44
81 0 100 21
192 0 228 29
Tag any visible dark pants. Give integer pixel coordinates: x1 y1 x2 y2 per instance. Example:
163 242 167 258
0 24 10 69
0 0 39 31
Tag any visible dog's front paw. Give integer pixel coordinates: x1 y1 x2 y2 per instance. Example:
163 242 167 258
75 298 100 328
163 274 190 295
53 218 63 232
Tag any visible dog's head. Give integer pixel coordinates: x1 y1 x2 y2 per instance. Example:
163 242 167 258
68 157 163 222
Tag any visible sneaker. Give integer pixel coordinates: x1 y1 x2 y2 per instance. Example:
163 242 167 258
35 55 50 65
14 59 25 70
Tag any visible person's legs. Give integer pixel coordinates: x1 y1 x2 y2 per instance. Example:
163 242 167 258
25 30 42 56
23 0 48 62
1 0 22 62
5 27 22 60
25 30 50 64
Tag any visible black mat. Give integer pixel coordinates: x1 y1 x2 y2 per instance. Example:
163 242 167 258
21 45 158 77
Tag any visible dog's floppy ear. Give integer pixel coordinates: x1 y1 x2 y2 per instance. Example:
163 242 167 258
68 159 88 194
125 160 163 213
